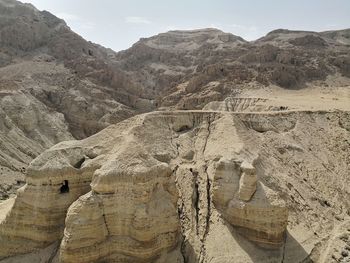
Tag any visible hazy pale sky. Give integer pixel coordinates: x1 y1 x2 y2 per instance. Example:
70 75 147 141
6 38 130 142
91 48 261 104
24 0 350 51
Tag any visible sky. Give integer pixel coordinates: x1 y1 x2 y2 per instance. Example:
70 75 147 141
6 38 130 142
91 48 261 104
24 0 350 51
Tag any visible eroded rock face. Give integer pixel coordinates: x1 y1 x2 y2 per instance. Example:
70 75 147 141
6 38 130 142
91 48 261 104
60 150 181 263
0 146 95 256
212 159 287 248
0 1 349 262
0 110 348 262
0 113 183 262
238 161 257 201
1 0 350 202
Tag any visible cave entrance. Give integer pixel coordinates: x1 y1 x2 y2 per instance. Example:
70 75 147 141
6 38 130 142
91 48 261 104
60 180 69 193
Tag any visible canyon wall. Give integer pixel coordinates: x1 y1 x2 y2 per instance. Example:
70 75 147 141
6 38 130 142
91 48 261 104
0 110 349 262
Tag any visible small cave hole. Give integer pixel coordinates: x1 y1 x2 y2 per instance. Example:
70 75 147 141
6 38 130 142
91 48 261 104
73 157 86 169
176 125 191 133
60 180 69 194
323 200 331 207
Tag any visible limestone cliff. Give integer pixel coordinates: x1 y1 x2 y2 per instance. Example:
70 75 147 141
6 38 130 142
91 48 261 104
0 110 349 262
1 0 350 202
0 1 349 262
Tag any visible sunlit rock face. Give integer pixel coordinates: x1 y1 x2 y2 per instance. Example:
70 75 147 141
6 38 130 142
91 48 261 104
0 146 94 256
0 110 349 262
212 159 288 248
0 112 185 262
1 0 350 217
60 148 181 263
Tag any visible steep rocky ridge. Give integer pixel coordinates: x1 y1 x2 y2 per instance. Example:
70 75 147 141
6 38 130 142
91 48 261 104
0 0 137 197
0 0 349 193
116 28 350 109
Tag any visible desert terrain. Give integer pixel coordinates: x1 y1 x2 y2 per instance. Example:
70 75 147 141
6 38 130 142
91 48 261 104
0 0 349 262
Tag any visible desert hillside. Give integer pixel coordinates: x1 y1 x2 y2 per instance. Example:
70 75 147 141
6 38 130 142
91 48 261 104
0 0 349 262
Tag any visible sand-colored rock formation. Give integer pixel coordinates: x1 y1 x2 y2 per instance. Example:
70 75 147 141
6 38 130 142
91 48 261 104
238 161 257 201
60 147 181 263
0 146 94 256
212 158 287 248
0 1 349 262
1 0 350 202
0 110 349 262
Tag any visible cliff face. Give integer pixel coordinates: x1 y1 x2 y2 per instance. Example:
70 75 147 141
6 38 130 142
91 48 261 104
0 110 349 262
0 0 350 194
0 0 349 262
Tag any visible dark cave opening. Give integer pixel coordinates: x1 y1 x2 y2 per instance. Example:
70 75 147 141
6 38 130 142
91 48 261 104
60 180 69 193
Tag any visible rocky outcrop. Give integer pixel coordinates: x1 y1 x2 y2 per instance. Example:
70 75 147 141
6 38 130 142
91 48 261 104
0 110 349 262
238 161 257 201
0 1 349 262
0 112 184 262
60 146 181 263
212 159 287 248
0 145 95 256
0 0 350 200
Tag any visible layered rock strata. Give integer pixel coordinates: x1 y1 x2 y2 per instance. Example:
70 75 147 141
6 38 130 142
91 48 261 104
0 110 349 262
212 158 287 248
1 0 350 201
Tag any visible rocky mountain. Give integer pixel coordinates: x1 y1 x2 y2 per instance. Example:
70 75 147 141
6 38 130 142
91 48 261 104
0 0 350 182
0 0 349 262
116 28 350 109
0 0 137 196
